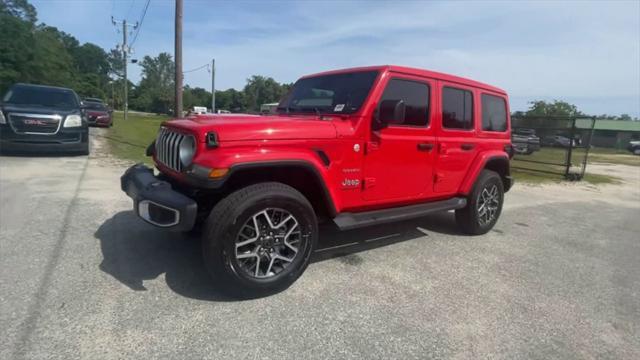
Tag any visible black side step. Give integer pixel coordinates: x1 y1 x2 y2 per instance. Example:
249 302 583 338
333 197 467 231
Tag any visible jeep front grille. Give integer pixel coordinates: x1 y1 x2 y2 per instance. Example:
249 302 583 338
155 127 194 172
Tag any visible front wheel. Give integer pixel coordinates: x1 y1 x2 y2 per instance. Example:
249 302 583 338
455 170 504 235
202 182 317 298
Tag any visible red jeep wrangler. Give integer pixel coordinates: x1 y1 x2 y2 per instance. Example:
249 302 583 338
121 65 513 295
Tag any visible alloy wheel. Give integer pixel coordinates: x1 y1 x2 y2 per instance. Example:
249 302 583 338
477 184 500 226
234 208 303 278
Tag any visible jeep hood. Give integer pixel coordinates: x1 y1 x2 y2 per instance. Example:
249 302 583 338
167 114 337 142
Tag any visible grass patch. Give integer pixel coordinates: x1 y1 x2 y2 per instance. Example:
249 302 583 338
105 111 168 164
511 147 625 184
512 168 618 185
587 148 640 167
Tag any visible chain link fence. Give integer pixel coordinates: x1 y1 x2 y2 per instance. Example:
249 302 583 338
511 116 597 180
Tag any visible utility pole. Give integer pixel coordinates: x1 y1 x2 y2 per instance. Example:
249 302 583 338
122 19 129 121
112 17 137 121
174 0 183 117
211 58 215 113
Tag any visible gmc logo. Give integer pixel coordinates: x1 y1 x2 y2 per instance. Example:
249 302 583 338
23 119 48 126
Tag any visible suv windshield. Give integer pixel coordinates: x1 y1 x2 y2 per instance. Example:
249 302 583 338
278 71 379 114
3 85 78 110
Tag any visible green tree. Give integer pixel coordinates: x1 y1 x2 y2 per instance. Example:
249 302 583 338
106 48 124 79
243 75 289 112
0 0 37 23
215 88 246 112
526 100 582 117
0 10 35 92
183 85 212 110
132 52 175 114
28 25 75 88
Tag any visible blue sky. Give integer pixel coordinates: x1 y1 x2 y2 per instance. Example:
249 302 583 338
33 0 640 117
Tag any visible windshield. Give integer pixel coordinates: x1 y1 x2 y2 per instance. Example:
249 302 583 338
3 85 79 110
278 70 379 114
84 102 107 111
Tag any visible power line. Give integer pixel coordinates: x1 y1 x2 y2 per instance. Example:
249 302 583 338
183 63 210 74
130 0 150 46
112 17 138 121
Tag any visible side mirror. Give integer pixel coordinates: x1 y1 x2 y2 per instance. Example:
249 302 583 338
373 99 405 130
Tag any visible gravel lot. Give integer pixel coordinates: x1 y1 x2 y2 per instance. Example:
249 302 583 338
1 128 639 359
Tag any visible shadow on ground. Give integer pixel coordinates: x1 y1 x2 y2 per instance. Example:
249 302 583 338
95 210 464 301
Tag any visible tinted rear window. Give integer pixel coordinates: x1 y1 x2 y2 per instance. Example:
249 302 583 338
3 86 78 110
481 94 507 131
442 87 473 130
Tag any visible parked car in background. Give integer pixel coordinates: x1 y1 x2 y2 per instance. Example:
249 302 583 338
511 128 540 155
260 102 279 114
542 135 576 148
628 140 640 155
84 97 104 104
192 106 208 115
83 99 112 127
0 83 89 155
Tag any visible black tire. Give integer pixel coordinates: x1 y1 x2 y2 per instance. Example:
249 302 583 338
202 182 317 298
455 170 504 235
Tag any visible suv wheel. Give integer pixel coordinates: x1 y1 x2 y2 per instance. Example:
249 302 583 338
202 182 317 298
455 170 504 235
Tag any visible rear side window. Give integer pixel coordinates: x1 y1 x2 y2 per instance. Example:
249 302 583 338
442 87 473 130
379 78 429 126
481 94 507 131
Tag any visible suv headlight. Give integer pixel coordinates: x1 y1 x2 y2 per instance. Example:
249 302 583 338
63 114 82 127
0 111 6 124
179 135 196 168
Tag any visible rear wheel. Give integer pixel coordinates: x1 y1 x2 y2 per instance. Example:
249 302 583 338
202 182 317 298
456 170 504 235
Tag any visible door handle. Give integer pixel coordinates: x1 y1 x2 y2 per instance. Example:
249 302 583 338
417 143 434 152
461 143 475 151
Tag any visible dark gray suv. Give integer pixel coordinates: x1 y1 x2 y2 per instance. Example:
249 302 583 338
0 83 89 155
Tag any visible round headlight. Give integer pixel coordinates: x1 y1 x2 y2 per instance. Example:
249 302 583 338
179 136 195 168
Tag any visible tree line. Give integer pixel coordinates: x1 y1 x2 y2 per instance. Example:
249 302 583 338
0 0 291 114
514 100 637 120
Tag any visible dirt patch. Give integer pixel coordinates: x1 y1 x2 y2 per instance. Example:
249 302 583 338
89 128 137 168
508 163 640 210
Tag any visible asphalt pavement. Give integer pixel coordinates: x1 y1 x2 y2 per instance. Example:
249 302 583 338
1 128 639 359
